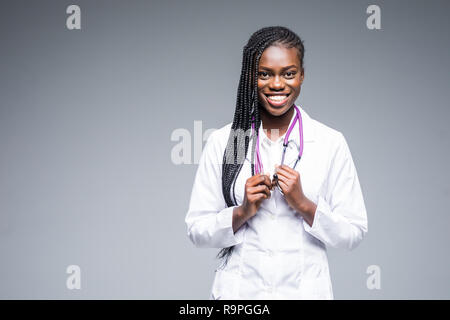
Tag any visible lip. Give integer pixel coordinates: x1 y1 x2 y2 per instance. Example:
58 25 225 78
264 93 290 107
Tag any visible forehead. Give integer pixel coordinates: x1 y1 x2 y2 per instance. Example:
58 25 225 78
258 45 300 68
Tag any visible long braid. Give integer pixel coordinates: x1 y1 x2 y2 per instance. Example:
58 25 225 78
217 26 305 266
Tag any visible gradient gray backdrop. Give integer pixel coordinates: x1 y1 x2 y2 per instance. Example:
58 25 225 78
1 0 449 299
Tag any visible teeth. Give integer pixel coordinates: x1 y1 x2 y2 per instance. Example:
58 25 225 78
267 95 288 101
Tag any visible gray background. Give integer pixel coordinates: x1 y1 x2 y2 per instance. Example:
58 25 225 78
0 0 449 299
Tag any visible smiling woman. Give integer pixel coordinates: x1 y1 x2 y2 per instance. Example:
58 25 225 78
185 26 368 300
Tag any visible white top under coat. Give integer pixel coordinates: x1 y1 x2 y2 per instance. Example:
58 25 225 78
185 106 368 300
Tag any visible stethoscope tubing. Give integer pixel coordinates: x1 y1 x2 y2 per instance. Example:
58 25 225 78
251 104 304 194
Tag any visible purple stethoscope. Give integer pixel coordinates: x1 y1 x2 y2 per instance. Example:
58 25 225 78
251 104 304 194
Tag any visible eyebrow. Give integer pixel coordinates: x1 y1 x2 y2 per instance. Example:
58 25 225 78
258 65 298 71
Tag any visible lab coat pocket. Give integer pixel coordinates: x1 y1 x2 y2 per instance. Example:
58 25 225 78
210 269 240 300
299 276 333 300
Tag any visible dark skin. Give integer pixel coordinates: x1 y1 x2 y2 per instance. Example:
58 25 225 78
232 45 317 232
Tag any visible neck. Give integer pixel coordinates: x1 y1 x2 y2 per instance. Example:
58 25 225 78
260 106 295 137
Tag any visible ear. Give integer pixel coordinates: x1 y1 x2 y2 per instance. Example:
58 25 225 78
300 68 305 83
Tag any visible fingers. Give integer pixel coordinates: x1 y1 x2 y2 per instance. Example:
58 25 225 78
277 179 288 192
261 173 273 190
279 164 298 175
253 193 269 203
274 164 300 194
275 164 298 180
248 184 271 199
276 172 294 187
276 171 295 184
248 173 272 189
247 191 270 206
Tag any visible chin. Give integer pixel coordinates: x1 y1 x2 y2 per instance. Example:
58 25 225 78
263 104 292 116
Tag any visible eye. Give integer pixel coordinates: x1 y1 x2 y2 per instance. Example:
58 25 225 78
258 71 270 79
285 71 296 79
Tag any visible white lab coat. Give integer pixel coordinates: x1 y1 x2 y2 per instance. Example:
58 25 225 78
185 106 368 299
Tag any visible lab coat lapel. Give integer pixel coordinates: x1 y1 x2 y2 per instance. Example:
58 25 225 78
284 106 315 167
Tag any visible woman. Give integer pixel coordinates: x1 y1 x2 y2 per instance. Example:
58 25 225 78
185 26 368 299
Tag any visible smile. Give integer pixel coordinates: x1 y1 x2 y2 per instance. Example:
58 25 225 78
265 93 290 107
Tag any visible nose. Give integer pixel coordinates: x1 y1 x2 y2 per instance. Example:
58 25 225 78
269 75 284 90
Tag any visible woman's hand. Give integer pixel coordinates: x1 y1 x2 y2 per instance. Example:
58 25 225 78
274 164 317 226
274 164 305 208
240 173 272 218
275 164 307 209
232 173 272 233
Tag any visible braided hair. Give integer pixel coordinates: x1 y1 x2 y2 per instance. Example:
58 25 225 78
218 26 305 266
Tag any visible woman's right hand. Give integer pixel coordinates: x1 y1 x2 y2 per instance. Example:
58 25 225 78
240 173 272 218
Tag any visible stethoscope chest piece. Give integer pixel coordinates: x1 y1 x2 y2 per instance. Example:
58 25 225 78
272 172 283 195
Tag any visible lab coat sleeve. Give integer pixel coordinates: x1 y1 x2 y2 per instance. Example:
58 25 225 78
185 130 245 249
303 132 368 250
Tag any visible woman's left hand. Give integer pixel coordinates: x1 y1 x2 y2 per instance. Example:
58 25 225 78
274 164 308 212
